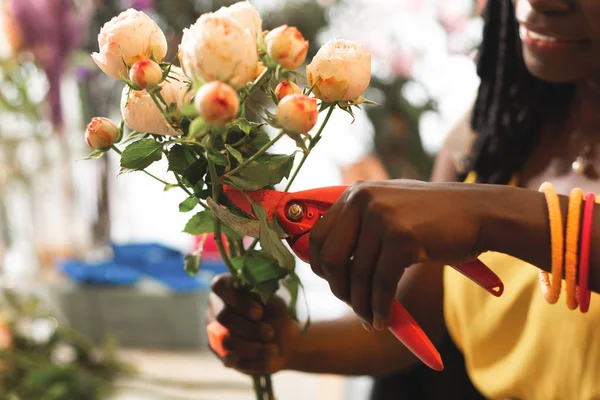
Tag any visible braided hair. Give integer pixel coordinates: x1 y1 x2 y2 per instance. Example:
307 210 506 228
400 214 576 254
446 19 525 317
466 0 574 184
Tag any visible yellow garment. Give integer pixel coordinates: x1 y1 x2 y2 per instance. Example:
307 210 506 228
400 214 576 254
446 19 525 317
443 174 600 400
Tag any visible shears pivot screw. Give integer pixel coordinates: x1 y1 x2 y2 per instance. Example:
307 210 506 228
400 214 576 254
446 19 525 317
287 203 304 221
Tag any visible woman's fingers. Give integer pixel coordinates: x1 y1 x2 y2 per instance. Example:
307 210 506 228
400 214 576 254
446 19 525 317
349 215 382 327
371 234 411 329
222 334 279 360
211 274 263 320
216 308 275 342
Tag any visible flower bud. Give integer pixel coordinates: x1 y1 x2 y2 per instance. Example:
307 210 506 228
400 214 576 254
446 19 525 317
275 81 302 102
129 59 164 90
85 117 120 151
265 25 309 69
195 81 239 126
276 94 317 135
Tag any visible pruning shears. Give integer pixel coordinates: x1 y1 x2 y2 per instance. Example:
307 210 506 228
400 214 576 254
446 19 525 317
207 185 504 372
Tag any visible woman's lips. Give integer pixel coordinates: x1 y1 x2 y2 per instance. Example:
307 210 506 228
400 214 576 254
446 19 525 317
519 25 590 52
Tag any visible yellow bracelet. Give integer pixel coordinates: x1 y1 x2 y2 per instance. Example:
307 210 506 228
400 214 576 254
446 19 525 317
538 182 564 304
565 188 583 310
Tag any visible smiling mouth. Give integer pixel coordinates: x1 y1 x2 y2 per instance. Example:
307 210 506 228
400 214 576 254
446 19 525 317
520 26 590 45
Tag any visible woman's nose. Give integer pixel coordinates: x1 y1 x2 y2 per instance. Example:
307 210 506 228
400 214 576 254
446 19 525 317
525 0 572 13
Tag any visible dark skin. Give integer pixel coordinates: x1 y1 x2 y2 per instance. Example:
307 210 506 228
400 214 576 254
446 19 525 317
206 0 600 379
310 0 600 331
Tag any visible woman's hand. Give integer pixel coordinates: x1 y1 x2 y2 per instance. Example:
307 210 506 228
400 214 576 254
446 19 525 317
206 274 302 374
308 179 490 331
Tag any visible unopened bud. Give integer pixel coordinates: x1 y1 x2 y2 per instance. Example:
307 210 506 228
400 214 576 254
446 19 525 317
129 59 164 90
85 117 120 151
195 81 240 126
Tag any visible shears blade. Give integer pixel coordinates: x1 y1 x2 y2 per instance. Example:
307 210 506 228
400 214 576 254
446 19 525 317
206 197 289 240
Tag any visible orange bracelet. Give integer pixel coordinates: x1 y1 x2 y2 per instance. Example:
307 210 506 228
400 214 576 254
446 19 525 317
565 188 584 310
538 182 564 304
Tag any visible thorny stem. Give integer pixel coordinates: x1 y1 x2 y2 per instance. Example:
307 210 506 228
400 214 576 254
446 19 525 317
284 104 335 191
220 131 286 180
110 145 171 186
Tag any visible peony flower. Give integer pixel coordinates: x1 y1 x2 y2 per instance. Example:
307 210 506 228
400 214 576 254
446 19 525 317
306 39 371 103
129 59 164 90
276 94 318 135
195 81 239 126
121 66 191 136
85 117 120 151
214 1 262 41
265 25 309 69
275 81 302 102
92 8 168 80
179 13 258 90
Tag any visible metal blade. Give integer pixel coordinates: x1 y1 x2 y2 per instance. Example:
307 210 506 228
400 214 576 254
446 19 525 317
206 197 289 239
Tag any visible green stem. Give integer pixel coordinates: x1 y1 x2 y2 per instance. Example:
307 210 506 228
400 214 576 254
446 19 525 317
220 131 286 180
265 375 274 399
149 91 182 133
240 67 270 104
207 149 237 275
284 104 335 192
111 145 171 186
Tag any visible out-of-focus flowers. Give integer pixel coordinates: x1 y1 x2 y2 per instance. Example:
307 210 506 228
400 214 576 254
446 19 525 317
5 0 94 132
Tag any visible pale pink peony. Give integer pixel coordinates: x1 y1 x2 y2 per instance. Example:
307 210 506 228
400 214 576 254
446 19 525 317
306 39 371 103
92 9 168 80
179 13 257 90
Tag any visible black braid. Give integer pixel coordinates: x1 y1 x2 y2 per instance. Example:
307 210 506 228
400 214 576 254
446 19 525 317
466 0 573 184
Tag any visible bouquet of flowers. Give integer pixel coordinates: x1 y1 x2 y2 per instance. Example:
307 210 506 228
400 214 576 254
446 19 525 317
84 2 372 398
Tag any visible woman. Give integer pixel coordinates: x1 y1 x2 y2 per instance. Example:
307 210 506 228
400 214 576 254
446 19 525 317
207 0 600 398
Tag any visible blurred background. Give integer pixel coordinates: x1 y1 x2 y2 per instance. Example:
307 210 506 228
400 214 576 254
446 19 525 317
0 0 483 398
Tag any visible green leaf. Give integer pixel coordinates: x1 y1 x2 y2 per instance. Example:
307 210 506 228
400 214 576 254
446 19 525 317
231 252 287 285
189 117 209 138
225 176 264 191
291 135 309 152
252 280 280 304
122 131 147 144
238 119 253 135
251 202 295 270
250 130 271 149
167 144 196 174
82 150 104 160
225 144 244 164
120 139 163 170
238 154 294 188
179 196 199 212
164 184 179 191
183 210 214 235
282 273 300 320
181 103 199 119
183 210 244 240
207 148 228 166
184 252 202 276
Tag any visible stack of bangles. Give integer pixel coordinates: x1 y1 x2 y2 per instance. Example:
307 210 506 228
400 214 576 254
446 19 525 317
538 182 594 313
